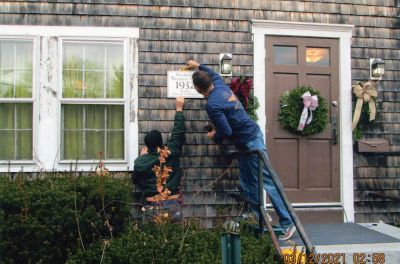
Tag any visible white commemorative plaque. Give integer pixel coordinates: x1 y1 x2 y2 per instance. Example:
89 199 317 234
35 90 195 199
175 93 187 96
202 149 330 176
167 71 204 98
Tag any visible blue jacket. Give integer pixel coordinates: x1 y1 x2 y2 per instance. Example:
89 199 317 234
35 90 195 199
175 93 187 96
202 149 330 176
199 64 260 148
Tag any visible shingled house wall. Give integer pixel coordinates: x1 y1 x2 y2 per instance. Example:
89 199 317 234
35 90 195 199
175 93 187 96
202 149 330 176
0 0 399 226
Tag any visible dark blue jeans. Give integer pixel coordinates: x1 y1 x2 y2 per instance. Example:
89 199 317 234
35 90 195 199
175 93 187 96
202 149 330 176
238 130 293 228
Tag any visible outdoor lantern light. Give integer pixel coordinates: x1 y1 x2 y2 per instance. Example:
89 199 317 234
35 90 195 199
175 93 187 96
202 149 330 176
219 53 232 76
370 58 385 80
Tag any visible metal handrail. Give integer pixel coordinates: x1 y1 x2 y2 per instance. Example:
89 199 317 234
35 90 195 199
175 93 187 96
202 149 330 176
246 149 314 256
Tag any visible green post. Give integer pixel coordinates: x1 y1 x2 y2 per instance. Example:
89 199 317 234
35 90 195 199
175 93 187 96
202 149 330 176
221 233 241 264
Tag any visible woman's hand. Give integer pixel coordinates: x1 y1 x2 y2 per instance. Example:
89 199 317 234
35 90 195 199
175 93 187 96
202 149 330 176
140 146 148 155
176 96 185 112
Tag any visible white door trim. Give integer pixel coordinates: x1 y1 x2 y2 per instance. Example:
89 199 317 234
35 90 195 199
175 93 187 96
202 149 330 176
251 20 355 222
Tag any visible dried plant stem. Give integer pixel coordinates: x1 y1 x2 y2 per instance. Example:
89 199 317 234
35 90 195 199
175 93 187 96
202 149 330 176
185 163 234 206
101 184 113 239
16 174 30 220
73 161 86 252
99 240 109 264
179 163 234 253
178 221 192 253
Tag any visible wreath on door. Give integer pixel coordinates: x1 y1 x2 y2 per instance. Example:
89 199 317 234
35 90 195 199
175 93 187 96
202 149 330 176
279 86 328 136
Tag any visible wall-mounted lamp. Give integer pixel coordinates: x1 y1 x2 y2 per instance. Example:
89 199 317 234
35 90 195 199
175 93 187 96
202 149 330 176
219 53 232 76
370 58 385 80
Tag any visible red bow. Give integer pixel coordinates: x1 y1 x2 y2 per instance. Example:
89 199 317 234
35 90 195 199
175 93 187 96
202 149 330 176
229 77 253 109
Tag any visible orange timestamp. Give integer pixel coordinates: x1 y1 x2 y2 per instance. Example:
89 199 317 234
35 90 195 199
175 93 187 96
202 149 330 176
283 252 386 264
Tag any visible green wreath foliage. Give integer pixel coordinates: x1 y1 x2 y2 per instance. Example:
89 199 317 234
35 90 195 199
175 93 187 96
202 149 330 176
351 93 377 141
279 86 328 136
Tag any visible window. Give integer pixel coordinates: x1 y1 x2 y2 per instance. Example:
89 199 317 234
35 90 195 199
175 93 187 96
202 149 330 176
0 26 139 172
273 46 297 65
306 47 330 66
61 41 125 161
0 39 33 161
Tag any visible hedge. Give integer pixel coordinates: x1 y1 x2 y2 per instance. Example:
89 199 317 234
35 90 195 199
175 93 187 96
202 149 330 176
67 223 279 264
0 174 278 264
0 174 132 264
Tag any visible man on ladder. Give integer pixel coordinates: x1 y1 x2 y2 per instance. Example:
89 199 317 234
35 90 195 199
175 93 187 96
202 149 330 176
187 60 296 241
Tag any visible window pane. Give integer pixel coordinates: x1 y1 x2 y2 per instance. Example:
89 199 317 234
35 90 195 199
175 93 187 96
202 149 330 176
0 40 33 98
107 131 124 159
0 41 14 68
107 105 124 129
16 131 32 160
86 105 105 129
85 44 105 70
86 131 105 159
63 43 83 69
273 46 297 65
62 41 123 99
63 104 84 129
0 103 32 160
107 45 123 71
306 47 330 66
15 69 32 97
63 69 84 98
0 103 14 130
16 103 32 129
62 104 124 160
63 131 84 160
107 70 123 98
84 71 104 98
0 69 13 97
0 131 15 160
15 42 33 68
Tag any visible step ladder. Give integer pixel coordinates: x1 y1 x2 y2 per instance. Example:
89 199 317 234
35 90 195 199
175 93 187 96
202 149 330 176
231 149 314 261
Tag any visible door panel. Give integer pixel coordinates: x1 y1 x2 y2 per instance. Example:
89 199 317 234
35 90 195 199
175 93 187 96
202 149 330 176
265 36 340 204
307 140 332 188
275 139 299 188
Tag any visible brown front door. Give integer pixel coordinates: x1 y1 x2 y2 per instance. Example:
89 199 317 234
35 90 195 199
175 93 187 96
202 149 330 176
265 36 340 204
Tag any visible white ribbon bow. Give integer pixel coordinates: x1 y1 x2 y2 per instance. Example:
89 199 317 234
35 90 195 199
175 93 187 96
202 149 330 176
297 91 319 131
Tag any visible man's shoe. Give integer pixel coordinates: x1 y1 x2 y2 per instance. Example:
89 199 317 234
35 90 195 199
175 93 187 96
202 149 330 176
278 225 296 241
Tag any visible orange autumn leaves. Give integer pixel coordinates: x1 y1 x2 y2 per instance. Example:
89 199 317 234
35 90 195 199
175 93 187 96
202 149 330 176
146 146 180 203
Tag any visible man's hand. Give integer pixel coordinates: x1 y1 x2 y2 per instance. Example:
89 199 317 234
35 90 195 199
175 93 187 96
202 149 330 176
186 60 200 69
207 129 216 139
176 96 185 112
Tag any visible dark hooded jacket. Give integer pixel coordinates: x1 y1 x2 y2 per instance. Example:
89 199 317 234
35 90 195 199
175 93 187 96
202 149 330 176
132 112 185 198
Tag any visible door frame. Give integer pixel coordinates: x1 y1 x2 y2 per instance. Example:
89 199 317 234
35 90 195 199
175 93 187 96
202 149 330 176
251 20 354 222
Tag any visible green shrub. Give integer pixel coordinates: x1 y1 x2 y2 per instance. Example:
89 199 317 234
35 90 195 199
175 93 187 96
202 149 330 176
67 223 279 264
0 174 132 264
0 174 278 263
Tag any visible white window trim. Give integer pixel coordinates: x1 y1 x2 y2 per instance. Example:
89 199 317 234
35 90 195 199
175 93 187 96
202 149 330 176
251 20 355 222
0 25 139 173
58 37 128 165
0 36 39 167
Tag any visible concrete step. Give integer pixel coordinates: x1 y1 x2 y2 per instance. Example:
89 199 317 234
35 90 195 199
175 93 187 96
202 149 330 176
280 223 400 264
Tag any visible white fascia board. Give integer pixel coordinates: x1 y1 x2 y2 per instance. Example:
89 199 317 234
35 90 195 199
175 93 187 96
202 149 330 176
0 25 139 38
251 20 354 35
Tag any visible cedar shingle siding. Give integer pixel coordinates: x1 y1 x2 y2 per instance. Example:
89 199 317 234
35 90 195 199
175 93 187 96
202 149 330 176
1 0 399 225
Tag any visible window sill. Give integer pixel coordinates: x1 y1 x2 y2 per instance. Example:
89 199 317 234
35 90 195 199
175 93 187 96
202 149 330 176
58 159 127 165
0 160 132 173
